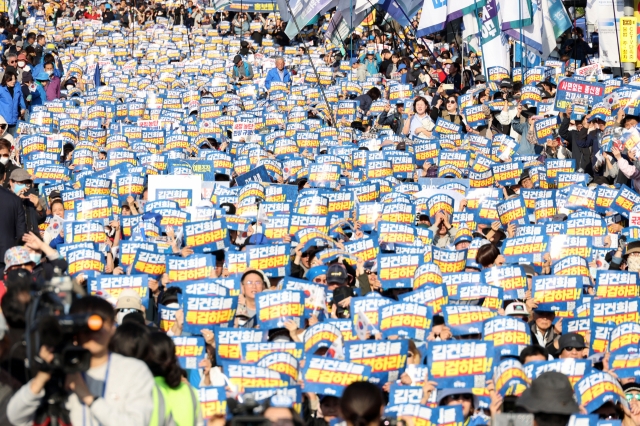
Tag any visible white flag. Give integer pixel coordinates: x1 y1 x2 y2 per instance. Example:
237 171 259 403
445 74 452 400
498 0 533 29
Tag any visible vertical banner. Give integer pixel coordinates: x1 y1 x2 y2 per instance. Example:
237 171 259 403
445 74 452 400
599 0 624 67
620 16 638 63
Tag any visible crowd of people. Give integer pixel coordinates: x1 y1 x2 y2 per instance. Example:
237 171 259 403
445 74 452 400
0 1 638 426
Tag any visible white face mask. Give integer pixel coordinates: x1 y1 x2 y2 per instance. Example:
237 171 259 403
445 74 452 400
23 65 30 72
17 61 25 68
0 157 9 165
45 70 53 76
66 84 74 90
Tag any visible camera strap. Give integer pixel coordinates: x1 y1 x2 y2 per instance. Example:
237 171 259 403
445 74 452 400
82 353 112 426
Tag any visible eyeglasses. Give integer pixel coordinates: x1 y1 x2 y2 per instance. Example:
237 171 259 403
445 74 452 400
447 100 456 104
563 346 583 352
626 394 640 401
243 280 264 288
7 60 16 64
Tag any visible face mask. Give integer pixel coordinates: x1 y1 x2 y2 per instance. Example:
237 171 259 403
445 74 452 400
45 70 53 76
17 61 25 68
66 84 74 90
0 157 8 165
13 183 26 195
572 34 578 39
24 65 30 72
30 252 41 265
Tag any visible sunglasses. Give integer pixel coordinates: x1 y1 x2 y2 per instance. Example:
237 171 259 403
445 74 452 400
447 100 456 104
445 394 473 402
563 346 584 352
626 394 640 401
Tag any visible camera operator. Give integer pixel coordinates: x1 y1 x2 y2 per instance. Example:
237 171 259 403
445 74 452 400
7 295 154 426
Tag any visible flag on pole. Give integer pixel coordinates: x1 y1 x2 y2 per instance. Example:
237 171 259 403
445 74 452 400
481 0 511 71
417 0 486 37
214 0 231 11
285 0 335 39
504 0 543 53
9 0 18 24
498 0 533 29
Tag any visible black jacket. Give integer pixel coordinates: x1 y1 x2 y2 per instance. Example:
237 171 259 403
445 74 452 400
21 198 45 236
377 110 404 135
558 117 590 171
0 188 26 271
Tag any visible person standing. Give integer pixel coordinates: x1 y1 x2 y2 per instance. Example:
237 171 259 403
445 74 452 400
147 332 203 426
0 163 26 272
0 70 25 137
264 56 291 89
7 296 155 426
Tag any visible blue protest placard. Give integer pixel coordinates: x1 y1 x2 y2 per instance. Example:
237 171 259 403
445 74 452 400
302 356 371 397
378 303 432 341
427 341 495 388
346 340 408 385
255 290 305 329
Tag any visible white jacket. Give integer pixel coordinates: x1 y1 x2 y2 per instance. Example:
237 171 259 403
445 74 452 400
8 353 154 426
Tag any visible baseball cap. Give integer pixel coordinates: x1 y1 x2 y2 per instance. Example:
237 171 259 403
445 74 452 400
475 75 486 83
233 54 243 65
454 228 473 245
504 302 528 317
10 168 32 182
34 71 51 81
558 332 586 352
397 64 406 71
16 40 24 48
115 289 143 310
4 246 34 273
247 233 268 246
327 263 347 286
521 264 536 278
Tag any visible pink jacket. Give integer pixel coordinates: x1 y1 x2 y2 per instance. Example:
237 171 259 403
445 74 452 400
617 156 640 192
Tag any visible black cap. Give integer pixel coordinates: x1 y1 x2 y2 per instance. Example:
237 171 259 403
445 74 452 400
233 54 243 65
558 332 586 352
327 263 347 286
240 40 248 48
49 190 62 200
500 78 513 88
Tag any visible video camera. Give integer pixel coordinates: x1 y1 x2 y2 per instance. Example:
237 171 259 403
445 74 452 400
24 270 100 423
27 273 99 375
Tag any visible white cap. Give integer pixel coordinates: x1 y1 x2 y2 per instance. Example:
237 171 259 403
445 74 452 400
504 302 528 317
